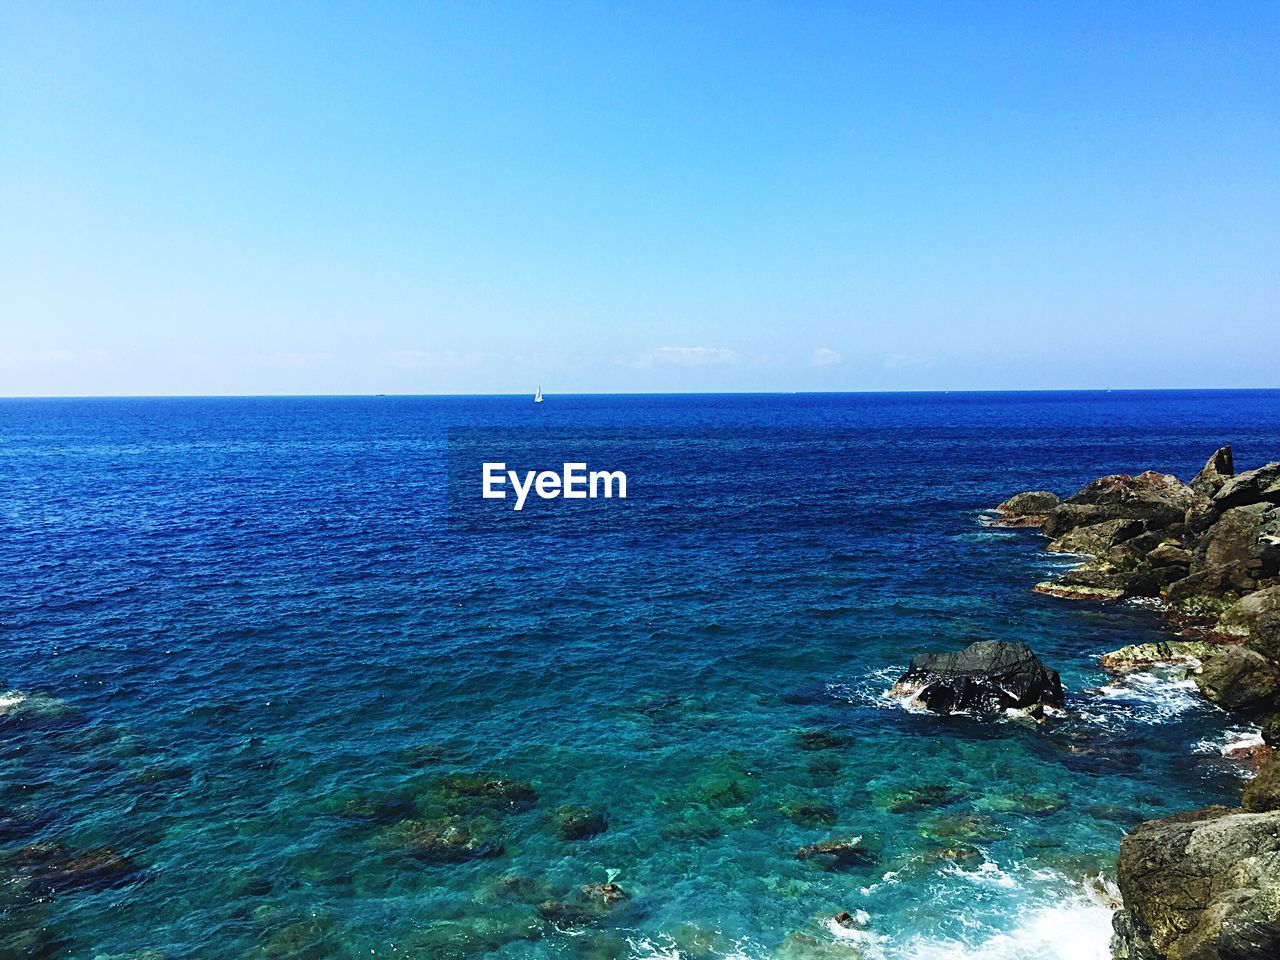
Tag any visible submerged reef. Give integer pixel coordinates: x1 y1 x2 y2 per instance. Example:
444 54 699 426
995 446 1280 960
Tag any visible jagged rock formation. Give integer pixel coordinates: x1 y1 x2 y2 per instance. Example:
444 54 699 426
998 446 1280 729
1113 806 1280 960
889 640 1063 717
995 446 1280 959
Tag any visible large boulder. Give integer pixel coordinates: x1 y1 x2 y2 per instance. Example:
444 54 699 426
889 641 1063 717
1194 646 1280 714
992 490 1060 528
1214 462 1280 511
1048 519 1146 558
1244 754 1280 814
1192 504 1280 590
1162 571 1244 622
1221 586 1280 662
1113 806 1280 960
1192 445 1236 497
1052 471 1195 535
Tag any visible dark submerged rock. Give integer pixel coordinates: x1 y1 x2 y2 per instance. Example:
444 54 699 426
878 783 960 813
428 772 538 813
794 838 877 871
553 805 607 840
10 844 143 895
535 883 628 925
890 640 1064 716
793 728 849 751
779 800 837 825
375 816 504 863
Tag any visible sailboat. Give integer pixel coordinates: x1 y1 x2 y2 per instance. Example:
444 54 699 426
534 386 544 403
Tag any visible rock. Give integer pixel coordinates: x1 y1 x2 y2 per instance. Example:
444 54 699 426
1042 502 1108 538
1260 714 1280 748
428 773 538 812
877 784 960 813
553 805 607 841
1194 646 1280 714
1220 586 1280 661
1148 541 1194 566
1113 805 1280 960
1047 519 1146 558
581 882 627 905
975 789 1067 816
1193 504 1280 589
1214 462 1280 511
375 816 504 862
1053 471 1195 534
8 844 142 896
1192 445 1236 497
890 641 1064 716
1099 640 1224 672
1243 754 1280 813
1034 580 1125 602
775 932 860 960
794 838 877 871
993 490 1060 527
794 729 849 751
536 883 629 925
779 801 837 825
1052 553 1160 598
1163 571 1244 622
1224 741 1274 772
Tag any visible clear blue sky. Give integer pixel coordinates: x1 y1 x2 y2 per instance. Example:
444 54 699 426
2 2 1277 395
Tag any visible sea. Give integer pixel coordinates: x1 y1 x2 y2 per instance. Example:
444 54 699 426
3 390 1280 960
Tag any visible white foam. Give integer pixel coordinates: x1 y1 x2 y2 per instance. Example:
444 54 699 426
943 860 1019 889
0 691 27 714
1194 723 1264 756
625 933 761 959
827 668 932 714
1082 670 1203 725
0 690 64 719
896 875 1118 960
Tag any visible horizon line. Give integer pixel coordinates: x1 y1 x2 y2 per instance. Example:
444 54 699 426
3 387 1279 400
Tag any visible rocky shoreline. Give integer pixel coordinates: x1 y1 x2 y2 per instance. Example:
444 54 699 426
993 446 1280 960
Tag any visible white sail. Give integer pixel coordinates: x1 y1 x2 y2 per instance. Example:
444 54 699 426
534 386 543 403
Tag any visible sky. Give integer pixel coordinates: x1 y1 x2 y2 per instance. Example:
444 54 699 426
1 1 1277 395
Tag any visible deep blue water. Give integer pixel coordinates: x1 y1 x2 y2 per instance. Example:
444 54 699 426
3 391 1280 960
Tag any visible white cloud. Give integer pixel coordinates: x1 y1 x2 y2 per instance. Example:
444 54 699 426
637 346 744 368
811 346 841 367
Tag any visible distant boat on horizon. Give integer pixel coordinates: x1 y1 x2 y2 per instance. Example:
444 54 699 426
534 386 544 403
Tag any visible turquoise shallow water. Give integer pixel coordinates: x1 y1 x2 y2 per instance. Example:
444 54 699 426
3 392 1280 959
